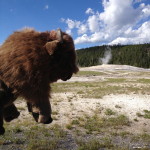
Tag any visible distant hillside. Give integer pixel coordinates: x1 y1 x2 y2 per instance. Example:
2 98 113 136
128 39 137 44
76 43 150 68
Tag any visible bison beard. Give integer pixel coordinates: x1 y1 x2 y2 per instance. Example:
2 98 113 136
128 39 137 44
0 28 79 134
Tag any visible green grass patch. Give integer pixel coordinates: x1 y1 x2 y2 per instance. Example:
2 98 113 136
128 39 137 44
77 137 114 150
143 110 150 119
71 119 80 125
52 80 149 98
137 78 150 84
136 110 150 119
105 109 116 116
132 133 150 143
66 124 73 130
0 122 67 150
27 139 57 150
105 78 126 83
81 114 130 133
25 125 67 149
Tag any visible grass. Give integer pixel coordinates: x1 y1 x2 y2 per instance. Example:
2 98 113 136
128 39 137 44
119 131 132 138
136 110 150 119
52 78 150 98
139 133 150 143
136 112 143 117
25 125 67 150
132 133 150 143
105 108 116 116
143 110 150 119
66 124 73 130
71 119 80 125
105 78 126 83
0 123 67 150
77 137 114 150
70 112 130 134
137 78 150 84
27 139 57 150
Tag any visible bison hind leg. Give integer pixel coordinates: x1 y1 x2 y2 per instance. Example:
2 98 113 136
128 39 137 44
3 104 20 122
0 126 5 135
0 109 5 135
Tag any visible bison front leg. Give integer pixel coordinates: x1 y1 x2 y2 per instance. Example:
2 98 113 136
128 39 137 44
0 109 5 135
27 97 53 124
37 99 53 124
3 104 20 122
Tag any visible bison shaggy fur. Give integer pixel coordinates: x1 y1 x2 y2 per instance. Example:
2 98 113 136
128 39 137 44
0 28 79 134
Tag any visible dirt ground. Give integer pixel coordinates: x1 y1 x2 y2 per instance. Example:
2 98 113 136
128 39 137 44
1 64 150 150
52 65 150 133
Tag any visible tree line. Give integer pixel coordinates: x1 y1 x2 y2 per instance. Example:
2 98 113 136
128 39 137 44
76 43 150 68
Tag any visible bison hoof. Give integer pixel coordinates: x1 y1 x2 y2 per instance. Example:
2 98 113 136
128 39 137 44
32 113 53 124
44 117 53 124
4 111 20 122
0 127 5 135
38 115 53 124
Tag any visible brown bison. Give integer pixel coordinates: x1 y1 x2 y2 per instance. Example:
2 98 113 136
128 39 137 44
0 28 79 134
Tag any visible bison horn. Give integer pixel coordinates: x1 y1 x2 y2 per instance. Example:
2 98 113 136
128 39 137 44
45 28 63 55
56 28 63 43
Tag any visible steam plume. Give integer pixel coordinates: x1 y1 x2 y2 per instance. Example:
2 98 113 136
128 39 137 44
100 46 112 64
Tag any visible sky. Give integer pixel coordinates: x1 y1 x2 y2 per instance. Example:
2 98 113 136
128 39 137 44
0 0 150 49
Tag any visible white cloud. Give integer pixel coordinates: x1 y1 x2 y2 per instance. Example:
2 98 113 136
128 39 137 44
142 4 150 17
88 15 100 32
75 32 106 44
61 18 81 35
86 8 94 14
77 24 88 34
75 34 90 44
66 19 75 29
110 21 150 45
65 19 80 29
100 0 140 30
62 0 150 46
66 29 72 35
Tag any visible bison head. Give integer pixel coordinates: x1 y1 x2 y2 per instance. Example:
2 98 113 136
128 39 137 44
45 29 79 82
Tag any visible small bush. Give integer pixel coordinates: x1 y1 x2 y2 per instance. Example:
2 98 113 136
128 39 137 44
105 109 116 116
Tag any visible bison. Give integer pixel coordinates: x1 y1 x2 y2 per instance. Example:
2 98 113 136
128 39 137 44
0 28 79 134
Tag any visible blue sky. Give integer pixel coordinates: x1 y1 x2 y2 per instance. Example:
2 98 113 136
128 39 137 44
0 0 150 49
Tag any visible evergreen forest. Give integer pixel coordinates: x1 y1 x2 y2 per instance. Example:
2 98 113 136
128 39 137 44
76 43 150 68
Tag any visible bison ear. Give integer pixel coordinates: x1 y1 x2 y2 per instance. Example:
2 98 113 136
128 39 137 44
45 40 59 55
45 28 63 55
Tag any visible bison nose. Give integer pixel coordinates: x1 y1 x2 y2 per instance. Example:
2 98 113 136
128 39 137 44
62 74 72 81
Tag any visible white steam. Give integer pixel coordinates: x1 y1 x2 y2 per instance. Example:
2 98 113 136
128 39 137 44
100 46 112 64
